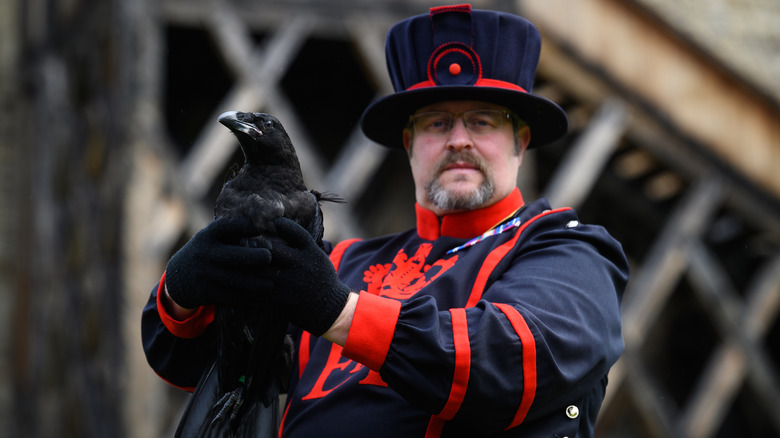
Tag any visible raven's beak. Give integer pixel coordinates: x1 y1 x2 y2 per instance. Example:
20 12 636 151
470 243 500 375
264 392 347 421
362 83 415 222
218 111 263 138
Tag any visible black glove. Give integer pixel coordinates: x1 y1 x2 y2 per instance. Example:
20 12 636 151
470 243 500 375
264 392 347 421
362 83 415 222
165 217 273 309
267 217 351 336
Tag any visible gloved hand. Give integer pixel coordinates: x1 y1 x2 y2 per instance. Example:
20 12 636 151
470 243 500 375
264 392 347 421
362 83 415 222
266 217 351 336
165 217 273 309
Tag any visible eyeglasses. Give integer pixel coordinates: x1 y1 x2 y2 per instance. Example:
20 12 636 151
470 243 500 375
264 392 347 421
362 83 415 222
408 109 515 136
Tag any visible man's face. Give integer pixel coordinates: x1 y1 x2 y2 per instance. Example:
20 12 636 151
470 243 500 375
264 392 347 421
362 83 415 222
403 101 530 216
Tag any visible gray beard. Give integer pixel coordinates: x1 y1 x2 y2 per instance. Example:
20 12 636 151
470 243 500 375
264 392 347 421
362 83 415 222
425 177 495 211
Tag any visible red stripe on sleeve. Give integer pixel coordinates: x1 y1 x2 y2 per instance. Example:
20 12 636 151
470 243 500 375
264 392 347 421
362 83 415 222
494 303 537 428
437 308 471 420
156 271 215 339
466 208 572 307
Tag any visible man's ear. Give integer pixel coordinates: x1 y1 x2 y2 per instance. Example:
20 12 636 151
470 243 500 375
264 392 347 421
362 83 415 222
518 125 531 151
515 125 531 164
403 129 413 156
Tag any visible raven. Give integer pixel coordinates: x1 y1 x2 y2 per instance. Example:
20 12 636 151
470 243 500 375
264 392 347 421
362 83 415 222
175 111 337 437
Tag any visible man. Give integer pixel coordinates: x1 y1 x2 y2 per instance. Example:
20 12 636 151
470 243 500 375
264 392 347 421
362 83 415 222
142 4 628 437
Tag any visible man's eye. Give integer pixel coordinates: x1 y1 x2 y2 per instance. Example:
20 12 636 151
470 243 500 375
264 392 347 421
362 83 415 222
418 115 450 131
467 117 492 129
466 111 502 131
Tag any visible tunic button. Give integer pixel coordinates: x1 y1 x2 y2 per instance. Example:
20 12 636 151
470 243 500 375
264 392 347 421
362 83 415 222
565 220 579 228
566 405 579 419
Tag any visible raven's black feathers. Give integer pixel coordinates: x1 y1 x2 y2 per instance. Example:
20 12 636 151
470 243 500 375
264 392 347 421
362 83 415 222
175 111 338 437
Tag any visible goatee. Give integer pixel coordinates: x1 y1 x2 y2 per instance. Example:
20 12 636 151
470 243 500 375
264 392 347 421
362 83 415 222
425 152 495 211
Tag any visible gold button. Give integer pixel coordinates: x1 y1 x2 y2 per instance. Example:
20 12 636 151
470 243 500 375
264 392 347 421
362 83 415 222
566 405 579 419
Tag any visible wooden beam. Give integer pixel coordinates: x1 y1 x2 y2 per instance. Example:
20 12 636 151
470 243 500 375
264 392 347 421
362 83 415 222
179 15 311 202
524 0 780 200
624 352 680 438
683 243 780 436
682 243 748 437
621 177 723 346
544 98 628 209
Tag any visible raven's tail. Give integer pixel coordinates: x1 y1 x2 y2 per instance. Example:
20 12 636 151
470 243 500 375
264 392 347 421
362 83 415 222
174 361 283 438
175 315 292 438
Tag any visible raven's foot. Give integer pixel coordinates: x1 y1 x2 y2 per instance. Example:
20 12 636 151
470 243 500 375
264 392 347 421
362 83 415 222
211 386 245 425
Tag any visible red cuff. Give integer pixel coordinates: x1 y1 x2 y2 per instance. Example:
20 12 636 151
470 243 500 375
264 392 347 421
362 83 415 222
342 292 401 371
156 272 215 339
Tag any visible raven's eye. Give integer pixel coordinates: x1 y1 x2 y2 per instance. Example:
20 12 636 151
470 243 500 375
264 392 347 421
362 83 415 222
264 120 273 129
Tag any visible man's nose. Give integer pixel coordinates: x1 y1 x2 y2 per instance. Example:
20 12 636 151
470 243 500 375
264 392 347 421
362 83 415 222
446 116 473 151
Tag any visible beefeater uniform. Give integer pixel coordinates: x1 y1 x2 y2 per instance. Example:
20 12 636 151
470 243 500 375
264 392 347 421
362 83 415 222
143 189 628 437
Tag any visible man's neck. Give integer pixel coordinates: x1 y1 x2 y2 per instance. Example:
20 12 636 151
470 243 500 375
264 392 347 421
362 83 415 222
415 188 524 240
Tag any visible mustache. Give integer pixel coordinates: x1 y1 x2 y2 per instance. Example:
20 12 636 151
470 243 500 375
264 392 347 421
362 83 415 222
432 151 488 177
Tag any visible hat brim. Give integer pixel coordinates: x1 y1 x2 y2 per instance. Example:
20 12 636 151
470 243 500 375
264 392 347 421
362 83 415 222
360 86 568 149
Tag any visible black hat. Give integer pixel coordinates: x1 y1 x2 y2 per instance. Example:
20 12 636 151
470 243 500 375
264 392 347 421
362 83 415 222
361 4 568 149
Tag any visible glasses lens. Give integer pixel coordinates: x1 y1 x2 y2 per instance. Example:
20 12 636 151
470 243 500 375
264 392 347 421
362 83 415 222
412 112 452 135
464 110 505 134
411 110 507 136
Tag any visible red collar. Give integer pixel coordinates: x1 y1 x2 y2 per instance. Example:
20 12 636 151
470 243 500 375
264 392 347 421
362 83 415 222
416 188 525 240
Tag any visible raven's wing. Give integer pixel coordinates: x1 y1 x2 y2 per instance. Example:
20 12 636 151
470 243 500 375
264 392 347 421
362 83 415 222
307 198 325 249
307 190 345 249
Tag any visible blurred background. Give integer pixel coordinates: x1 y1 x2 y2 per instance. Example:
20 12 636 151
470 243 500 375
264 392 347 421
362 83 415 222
1 0 779 436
